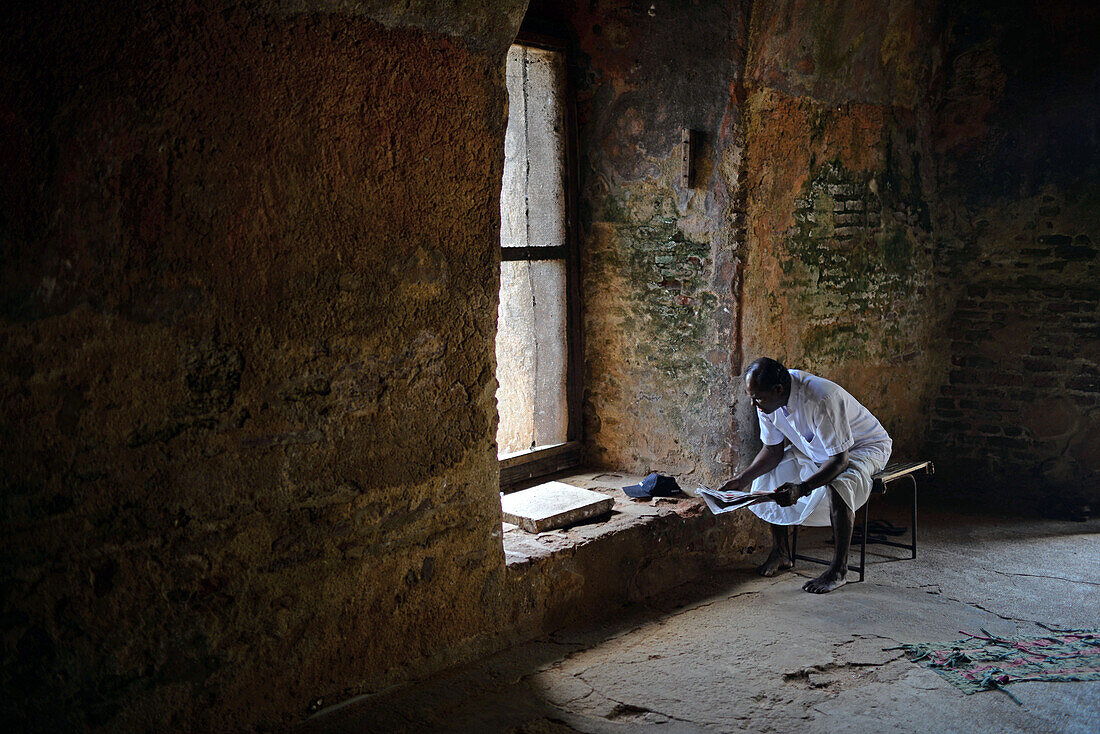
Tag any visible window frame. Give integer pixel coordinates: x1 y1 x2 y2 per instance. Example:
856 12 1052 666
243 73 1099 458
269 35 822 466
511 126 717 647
498 31 584 491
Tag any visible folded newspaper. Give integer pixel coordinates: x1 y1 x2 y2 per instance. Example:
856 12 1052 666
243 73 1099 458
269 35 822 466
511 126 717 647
696 486 779 515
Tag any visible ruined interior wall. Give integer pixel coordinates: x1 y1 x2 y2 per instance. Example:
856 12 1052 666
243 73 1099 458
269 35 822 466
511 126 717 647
740 0 1099 510
0 1 525 729
563 0 754 489
926 0 1100 511
740 0 947 456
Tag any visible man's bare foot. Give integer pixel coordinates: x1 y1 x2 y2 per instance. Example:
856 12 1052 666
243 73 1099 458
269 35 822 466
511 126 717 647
802 567 847 593
758 547 793 577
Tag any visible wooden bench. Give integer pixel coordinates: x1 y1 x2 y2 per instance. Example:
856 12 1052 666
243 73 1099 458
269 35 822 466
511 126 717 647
790 460 934 583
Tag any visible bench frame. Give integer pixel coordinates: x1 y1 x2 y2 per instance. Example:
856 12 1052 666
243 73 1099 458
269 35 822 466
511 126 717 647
790 460 934 583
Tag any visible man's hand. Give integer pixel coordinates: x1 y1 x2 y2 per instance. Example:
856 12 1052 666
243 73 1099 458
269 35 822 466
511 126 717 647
716 476 746 494
773 482 806 507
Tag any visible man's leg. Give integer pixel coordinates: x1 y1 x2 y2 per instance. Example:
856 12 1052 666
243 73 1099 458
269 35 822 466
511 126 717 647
758 523 793 577
802 486 853 593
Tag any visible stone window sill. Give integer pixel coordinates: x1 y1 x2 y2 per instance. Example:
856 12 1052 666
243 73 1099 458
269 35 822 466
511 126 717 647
502 470 706 567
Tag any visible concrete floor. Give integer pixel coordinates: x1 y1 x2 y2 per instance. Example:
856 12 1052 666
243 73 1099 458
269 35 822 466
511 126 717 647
305 507 1100 733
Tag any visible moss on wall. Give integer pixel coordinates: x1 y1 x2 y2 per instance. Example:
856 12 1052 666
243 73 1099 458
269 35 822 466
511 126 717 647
738 0 950 460
567 0 752 483
779 160 929 362
741 0 1098 508
741 83 941 452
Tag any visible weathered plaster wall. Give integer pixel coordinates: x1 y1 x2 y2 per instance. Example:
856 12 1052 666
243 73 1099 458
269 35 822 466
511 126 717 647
926 0 1100 511
564 0 754 488
0 1 525 729
739 0 1098 510
740 0 946 455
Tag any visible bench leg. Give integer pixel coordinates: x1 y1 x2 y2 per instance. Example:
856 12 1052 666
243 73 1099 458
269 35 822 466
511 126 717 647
790 526 797 567
789 504 866 582
859 501 867 582
908 473 918 560
790 468 921 582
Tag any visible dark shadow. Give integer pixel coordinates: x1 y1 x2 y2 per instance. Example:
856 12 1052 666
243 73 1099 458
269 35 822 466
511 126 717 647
297 566 764 733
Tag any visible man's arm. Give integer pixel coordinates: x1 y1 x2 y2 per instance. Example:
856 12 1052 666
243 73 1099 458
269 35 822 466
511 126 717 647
773 450 850 507
717 442 786 493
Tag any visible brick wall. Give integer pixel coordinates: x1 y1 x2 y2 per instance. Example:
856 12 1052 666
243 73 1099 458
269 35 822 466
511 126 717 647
926 0 1100 512
930 205 1099 511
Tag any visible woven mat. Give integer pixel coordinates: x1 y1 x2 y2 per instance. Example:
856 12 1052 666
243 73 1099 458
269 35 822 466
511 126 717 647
893 627 1100 703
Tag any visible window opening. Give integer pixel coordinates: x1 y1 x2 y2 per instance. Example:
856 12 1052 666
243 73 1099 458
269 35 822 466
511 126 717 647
497 40 581 486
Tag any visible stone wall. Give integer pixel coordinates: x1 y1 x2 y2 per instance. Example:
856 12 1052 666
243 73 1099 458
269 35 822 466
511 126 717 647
739 0 946 456
2 0 1096 729
0 1 526 729
931 198 1099 510
562 0 754 487
737 0 1098 510
926 0 1100 511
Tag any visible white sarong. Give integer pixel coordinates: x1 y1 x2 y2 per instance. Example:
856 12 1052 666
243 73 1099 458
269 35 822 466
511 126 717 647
748 444 890 527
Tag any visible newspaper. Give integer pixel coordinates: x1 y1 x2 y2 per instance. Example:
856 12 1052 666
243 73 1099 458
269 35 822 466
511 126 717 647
696 486 779 515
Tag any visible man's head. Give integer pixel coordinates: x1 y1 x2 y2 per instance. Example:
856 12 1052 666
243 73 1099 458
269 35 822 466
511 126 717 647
745 357 791 414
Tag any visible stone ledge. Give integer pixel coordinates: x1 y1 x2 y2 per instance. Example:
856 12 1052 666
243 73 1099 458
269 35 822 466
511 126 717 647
503 471 708 566
501 470 767 639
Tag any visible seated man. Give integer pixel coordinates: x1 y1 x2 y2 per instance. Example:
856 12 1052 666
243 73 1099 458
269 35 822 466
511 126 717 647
719 358 892 593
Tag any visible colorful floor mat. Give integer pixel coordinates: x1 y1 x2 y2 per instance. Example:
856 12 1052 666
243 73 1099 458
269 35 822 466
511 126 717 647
893 627 1100 703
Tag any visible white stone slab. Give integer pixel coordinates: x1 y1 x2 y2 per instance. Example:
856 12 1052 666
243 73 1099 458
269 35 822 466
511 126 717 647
500 481 614 533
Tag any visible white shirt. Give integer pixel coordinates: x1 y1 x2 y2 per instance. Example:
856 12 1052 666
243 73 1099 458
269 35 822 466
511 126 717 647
758 370 891 466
